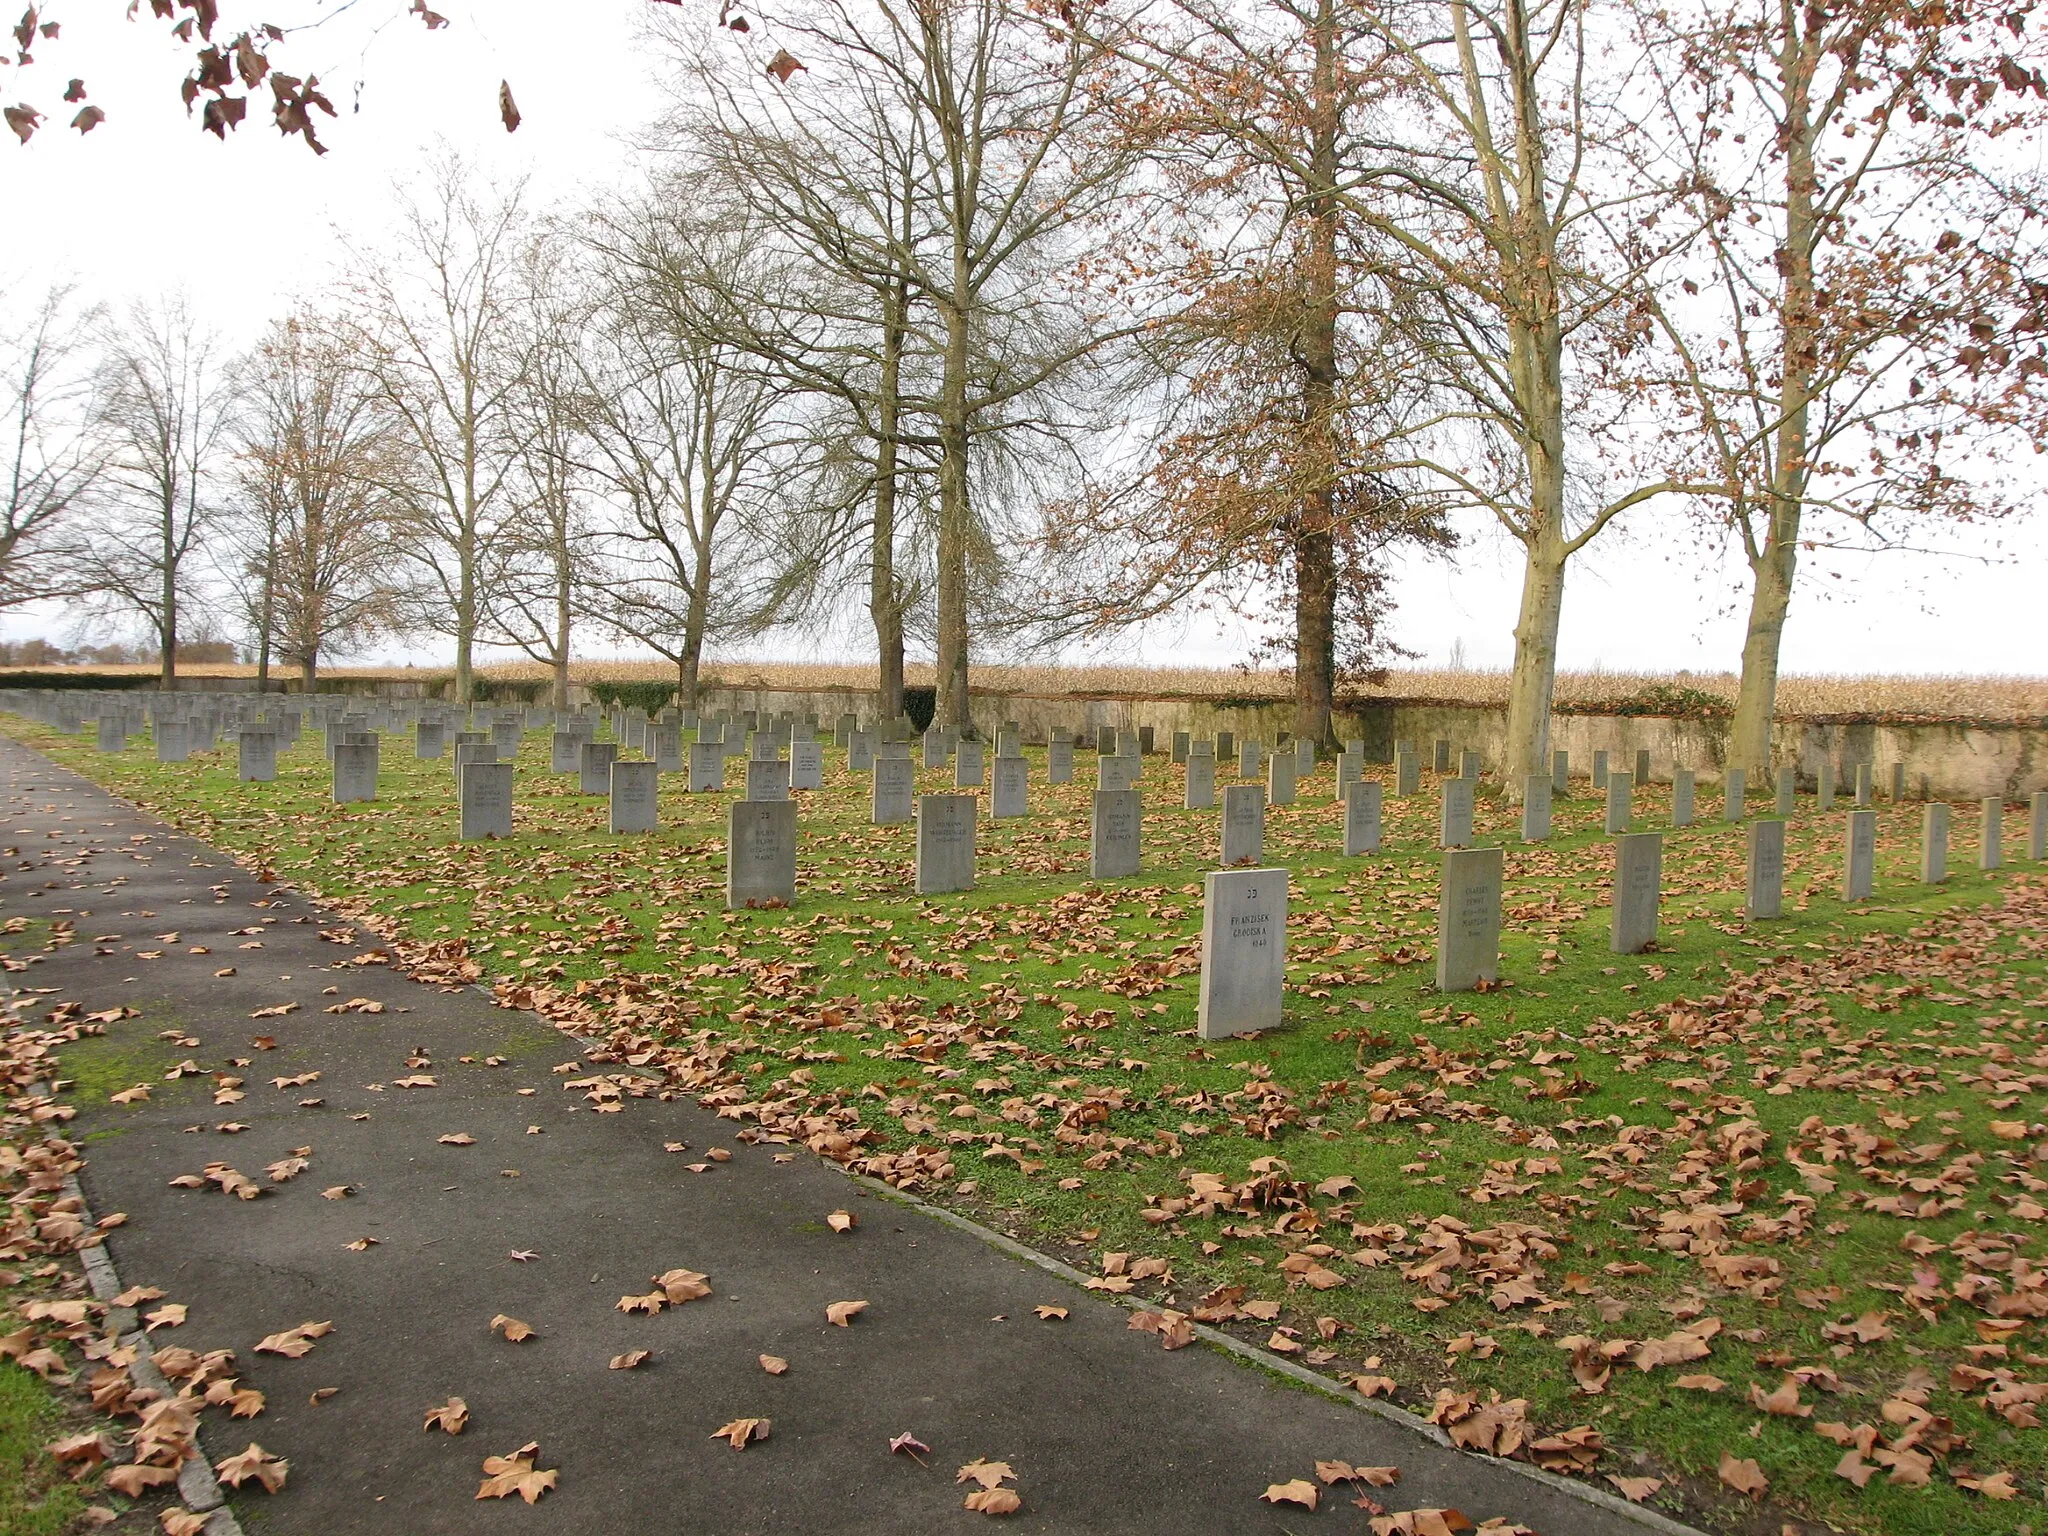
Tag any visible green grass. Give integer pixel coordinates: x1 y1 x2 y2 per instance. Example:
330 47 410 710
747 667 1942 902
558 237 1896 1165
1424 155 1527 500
0 1361 93 1536
14 716 2048 1534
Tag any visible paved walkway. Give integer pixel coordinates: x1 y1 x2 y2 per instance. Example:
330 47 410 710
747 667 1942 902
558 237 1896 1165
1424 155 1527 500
1 735 1682 1535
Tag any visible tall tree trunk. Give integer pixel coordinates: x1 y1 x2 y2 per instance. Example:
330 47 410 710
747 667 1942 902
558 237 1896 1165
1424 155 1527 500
1731 23 1818 781
1500 297 1570 794
552 530 572 712
301 654 317 689
871 282 908 723
1292 0 1341 749
253 547 275 695
454 532 475 706
680 529 714 712
159 538 177 692
934 296 972 730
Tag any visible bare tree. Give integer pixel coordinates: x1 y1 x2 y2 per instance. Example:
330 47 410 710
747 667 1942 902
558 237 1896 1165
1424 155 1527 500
76 296 237 689
226 314 404 689
344 154 528 705
0 285 103 612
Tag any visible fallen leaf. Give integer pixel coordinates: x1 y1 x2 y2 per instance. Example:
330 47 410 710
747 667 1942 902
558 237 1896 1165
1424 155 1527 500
1718 1452 1768 1498
1604 1475 1662 1502
958 1459 1016 1490
827 1209 857 1233
254 1322 332 1359
963 1487 1022 1515
476 1441 556 1504
438 1133 476 1146
1263 1479 1319 1510
490 1315 535 1343
826 1299 868 1327
423 1398 468 1434
711 1416 770 1449
1034 1305 1068 1321
214 1442 288 1493
609 1350 651 1370
890 1431 930 1457
760 1354 789 1375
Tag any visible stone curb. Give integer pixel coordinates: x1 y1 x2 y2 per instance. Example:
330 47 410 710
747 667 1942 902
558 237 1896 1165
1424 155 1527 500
848 1169 1710 1536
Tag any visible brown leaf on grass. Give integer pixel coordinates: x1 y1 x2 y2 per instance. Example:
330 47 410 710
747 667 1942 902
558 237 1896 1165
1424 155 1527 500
1749 1375 1811 1418
759 1354 788 1375
1955 1469 2019 1499
711 1417 770 1449
1835 1449 1877 1488
1351 1374 1397 1398
827 1209 857 1233
1034 1305 1068 1321
1717 1453 1768 1497
1674 1374 1724 1391
1604 1475 1663 1502
826 1300 867 1327
423 1398 468 1434
214 1442 287 1493
1262 1479 1319 1510
476 1442 556 1503
610 1350 651 1370
46 1431 112 1467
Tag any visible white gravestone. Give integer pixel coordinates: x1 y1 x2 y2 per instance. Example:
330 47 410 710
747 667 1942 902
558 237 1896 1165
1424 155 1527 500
916 794 978 894
1854 762 1873 808
1267 751 1297 807
1459 749 1482 781
460 762 514 840
726 800 798 909
746 758 789 802
1817 761 1835 811
610 760 660 834
1591 750 1608 790
1746 819 1785 920
1551 750 1569 796
955 739 985 788
1197 868 1288 1040
1047 739 1074 785
1981 797 2004 870
922 732 949 770
1775 765 1795 817
1171 731 1190 764
237 730 278 783
1843 809 1877 899
1723 767 1746 823
333 743 377 804
1295 738 1315 778
1090 789 1142 879
1216 730 1236 762
579 742 619 795
1435 847 1503 992
1221 784 1264 866
2032 792 2048 861
990 755 1028 818
1184 753 1216 810
418 722 448 760
1604 770 1633 834
1520 774 1551 841
1100 754 1140 793
848 731 876 773
651 725 683 774
1335 749 1362 801
1396 751 1419 797
155 721 188 763
96 717 126 752
1440 776 1475 848
1921 802 1950 883
687 743 724 794
1238 739 1262 779
790 738 824 792
1344 779 1382 856
1673 768 1696 828
1610 831 1662 954
872 755 915 824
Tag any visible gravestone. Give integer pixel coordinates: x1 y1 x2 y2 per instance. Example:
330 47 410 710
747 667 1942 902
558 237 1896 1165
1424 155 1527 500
848 731 876 773
1344 780 1382 856
333 743 377 804
1459 749 1481 782
237 730 277 783
651 724 683 775
2033 792 2048 861
1238 739 1262 779
418 721 448 760
1140 726 1157 756
1854 762 1873 808
922 731 949 770
1092 752 1134 793
791 738 824 792
1047 738 1074 785
1521 774 1551 841
1267 750 1296 807
1604 770 1633 834
579 741 619 795
1440 776 1474 849
454 743 499 787
1433 739 1451 773
1775 765 1795 818
990 754 1028 818
746 758 789 803
872 754 915 824
1634 748 1651 786
1723 767 1746 823
1171 731 1190 764
1335 749 1362 801
726 800 798 909
1090 788 1142 879
1221 784 1265 865
1746 819 1785 920
1184 752 1216 810
955 739 985 789
1591 750 1608 790
1844 808 1877 899
1295 738 1316 778
1817 762 1836 812
155 720 188 763
915 794 978 893
460 762 514 840
687 743 724 794
1396 751 1420 798
1921 802 1950 883
1673 768 1696 828
491 720 521 756
1217 730 1236 762
609 760 659 833
996 729 1021 759
1982 797 2004 870
1611 831 1662 954
1551 750 1569 796
1889 762 1906 803
96 717 125 753
1197 868 1287 1040
1096 725 1117 754
1435 846 1503 992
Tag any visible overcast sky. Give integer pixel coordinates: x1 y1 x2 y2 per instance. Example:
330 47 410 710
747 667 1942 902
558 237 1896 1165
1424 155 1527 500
2 0 2037 679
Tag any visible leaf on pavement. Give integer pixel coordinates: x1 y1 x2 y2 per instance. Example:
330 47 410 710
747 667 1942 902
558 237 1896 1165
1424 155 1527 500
476 1442 556 1503
214 1442 288 1493
827 1209 857 1233
826 1299 867 1327
610 1350 651 1370
759 1354 788 1375
711 1417 770 1449
423 1398 468 1434
1262 1480 1319 1510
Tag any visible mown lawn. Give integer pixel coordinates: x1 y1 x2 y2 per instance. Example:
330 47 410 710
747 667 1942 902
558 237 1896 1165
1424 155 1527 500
11 713 2048 1536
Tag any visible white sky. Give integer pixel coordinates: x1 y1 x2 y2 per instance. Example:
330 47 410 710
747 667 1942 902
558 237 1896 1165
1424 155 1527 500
1 0 2038 680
